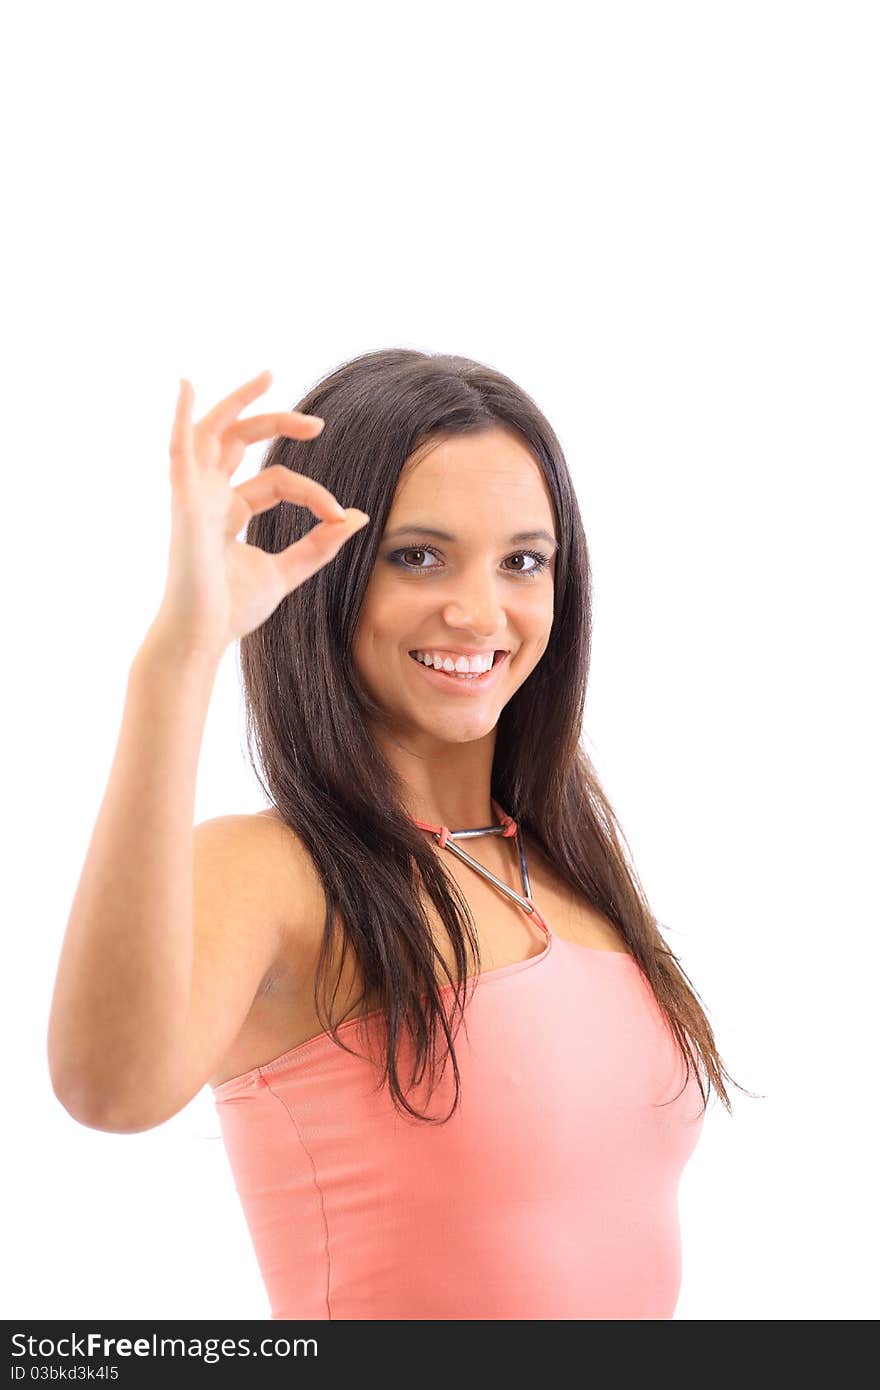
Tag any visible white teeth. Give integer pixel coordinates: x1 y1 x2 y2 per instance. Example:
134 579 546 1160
412 650 494 674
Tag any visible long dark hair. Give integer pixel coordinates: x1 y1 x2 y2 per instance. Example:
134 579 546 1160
240 347 750 1124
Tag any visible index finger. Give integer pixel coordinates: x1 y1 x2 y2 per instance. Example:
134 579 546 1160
199 369 318 437
228 411 326 445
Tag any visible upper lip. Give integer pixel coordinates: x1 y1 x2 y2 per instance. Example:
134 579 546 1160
409 647 508 657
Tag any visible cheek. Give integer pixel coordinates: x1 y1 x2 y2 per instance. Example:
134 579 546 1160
516 587 554 631
360 580 426 641
351 588 411 673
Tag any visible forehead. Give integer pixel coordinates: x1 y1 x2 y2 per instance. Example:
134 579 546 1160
391 427 555 527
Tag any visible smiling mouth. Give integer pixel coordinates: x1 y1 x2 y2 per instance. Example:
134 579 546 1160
408 649 506 670
406 650 510 685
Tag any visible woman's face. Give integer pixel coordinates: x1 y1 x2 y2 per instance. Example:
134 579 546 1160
352 426 558 745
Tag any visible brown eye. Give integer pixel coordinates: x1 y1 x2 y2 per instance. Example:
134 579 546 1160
502 552 551 577
397 548 438 571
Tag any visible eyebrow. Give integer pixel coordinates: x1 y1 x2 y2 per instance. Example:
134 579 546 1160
383 524 558 551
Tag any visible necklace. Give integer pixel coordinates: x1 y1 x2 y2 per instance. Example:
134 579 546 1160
410 797 535 914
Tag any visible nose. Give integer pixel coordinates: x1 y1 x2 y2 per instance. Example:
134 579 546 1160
441 572 506 639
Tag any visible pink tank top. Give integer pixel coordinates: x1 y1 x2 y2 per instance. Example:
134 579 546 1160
211 800 705 1320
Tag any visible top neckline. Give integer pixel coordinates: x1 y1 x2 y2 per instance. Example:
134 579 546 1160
212 929 636 1098
211 799 636 1098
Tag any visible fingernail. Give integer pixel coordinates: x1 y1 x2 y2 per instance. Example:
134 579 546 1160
352 510 370 525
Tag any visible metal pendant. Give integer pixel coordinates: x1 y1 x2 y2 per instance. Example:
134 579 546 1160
432 820 534 914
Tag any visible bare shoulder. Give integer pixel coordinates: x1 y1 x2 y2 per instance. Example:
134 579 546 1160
177 808 329 1104
251 809 319 884
193 809 338 1093
191 808 326 986
189 811 322 973
242 808 326 929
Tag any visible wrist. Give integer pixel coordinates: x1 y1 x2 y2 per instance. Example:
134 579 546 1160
135 618 226 681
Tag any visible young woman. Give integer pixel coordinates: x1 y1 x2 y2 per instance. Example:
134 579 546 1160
48 349 746 1320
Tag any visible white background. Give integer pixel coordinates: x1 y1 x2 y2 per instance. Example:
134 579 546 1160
2 0 877 1321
